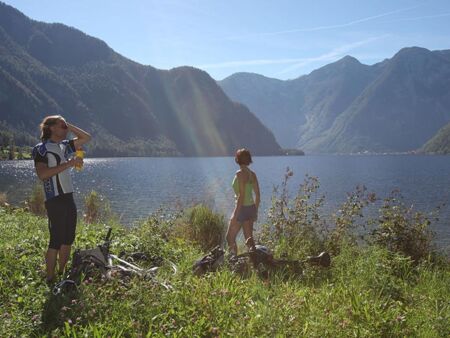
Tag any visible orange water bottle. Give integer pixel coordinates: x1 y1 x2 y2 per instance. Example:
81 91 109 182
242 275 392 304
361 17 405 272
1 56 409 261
75 148 85 171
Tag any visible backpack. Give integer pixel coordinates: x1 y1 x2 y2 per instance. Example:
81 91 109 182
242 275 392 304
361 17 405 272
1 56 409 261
193 246 225 276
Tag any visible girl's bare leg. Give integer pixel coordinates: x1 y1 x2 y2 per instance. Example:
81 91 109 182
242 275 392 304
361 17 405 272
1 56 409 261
226 219 241 255
242 220 256 251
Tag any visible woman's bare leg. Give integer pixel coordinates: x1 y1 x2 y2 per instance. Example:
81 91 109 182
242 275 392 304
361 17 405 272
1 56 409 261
226 219 241 255
242 220 256 251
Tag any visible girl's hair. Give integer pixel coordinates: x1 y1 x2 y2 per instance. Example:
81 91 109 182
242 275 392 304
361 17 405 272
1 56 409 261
40 115 63 141
235 148 252 166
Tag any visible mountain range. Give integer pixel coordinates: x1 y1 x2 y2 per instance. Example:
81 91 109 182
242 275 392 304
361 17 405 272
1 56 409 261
1 1 449 156
219 48 450 154
0 2 281 157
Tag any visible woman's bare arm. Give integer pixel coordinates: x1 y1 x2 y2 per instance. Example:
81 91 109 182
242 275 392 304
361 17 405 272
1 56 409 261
253 172 260 209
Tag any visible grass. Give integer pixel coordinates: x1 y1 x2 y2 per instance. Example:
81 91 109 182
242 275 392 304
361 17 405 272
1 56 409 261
26 183 46 216
0 205 449 337
175 204 226 251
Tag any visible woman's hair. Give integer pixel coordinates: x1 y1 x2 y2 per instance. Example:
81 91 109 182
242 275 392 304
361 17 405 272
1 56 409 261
235 148 252 166
40 115 63 141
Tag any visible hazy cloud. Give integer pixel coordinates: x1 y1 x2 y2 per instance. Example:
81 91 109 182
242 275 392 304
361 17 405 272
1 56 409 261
196 35 389 75
224 4 422 40
277 35 390 75
383 12 450 23
196 58 316 70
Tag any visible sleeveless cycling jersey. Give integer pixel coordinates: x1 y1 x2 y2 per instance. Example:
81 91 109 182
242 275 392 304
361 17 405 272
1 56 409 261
32 140 76 201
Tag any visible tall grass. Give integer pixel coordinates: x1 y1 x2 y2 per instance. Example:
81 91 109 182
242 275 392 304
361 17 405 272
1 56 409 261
83 190 112 224
26 183 46 216
175 204 225 251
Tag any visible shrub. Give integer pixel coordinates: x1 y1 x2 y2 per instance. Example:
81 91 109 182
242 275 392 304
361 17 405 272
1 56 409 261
328 185 377 255
370 190 436 262
178 204 225 251
83 190 112 224
128 211 182 262
27 183 46 216
0 191 7 206
259 169 440 265
259 170 327 259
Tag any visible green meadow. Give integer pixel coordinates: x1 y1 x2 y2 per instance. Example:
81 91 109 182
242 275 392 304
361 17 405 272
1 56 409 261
1 177 449 337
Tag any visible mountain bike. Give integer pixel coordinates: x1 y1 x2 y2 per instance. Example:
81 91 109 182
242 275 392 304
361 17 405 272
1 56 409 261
53 228 177 295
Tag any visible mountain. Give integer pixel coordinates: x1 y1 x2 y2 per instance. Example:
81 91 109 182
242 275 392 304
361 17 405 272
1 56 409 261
219 73 304 147
0 2 281 156
220 56 379 149
421 122 450 154
219 48 450 153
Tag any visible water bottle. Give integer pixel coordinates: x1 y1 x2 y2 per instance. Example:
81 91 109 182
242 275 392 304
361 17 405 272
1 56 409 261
75 148 85 171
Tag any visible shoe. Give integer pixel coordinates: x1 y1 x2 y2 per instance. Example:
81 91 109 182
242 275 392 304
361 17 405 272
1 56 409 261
226 251 237 263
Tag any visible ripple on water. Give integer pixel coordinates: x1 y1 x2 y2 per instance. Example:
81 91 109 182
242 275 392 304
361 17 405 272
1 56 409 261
1 156 449 252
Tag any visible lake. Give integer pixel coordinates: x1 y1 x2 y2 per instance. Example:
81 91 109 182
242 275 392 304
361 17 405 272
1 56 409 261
1 155 449 252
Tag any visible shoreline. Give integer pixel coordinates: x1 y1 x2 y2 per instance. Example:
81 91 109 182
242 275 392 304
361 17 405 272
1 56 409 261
2 152 450 161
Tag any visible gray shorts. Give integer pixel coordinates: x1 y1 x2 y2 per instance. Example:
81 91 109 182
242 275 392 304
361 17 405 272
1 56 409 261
237 204 257 222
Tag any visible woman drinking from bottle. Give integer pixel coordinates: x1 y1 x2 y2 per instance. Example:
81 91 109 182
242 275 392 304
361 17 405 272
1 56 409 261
32 115 91 283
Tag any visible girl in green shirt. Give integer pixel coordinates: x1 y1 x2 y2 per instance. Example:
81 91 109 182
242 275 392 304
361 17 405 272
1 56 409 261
227 148 260 256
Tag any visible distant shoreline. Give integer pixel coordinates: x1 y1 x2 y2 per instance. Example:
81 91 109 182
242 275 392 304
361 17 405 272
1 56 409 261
2 152 450 161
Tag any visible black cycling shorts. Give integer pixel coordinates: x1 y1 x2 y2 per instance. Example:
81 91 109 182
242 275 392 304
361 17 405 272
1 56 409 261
45 193 77 250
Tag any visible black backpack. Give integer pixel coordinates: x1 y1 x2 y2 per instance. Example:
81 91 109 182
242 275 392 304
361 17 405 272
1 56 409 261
193 246 225 276
53 230 112 295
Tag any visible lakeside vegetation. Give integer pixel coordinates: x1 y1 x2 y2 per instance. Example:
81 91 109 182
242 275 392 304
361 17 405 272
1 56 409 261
0 174 449 337
0 145 32 160
0 123 34 160
421 122 450 155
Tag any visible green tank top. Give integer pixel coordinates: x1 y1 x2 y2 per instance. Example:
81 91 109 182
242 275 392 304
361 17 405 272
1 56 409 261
232 171 254 206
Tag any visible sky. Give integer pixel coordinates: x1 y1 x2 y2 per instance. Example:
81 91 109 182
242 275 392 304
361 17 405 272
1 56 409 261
4 0 450 80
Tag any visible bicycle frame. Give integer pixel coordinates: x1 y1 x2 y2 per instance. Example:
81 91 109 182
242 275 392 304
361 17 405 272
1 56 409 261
52 228 177 295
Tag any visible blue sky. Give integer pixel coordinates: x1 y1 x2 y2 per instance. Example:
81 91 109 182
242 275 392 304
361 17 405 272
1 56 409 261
4 0 450 80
